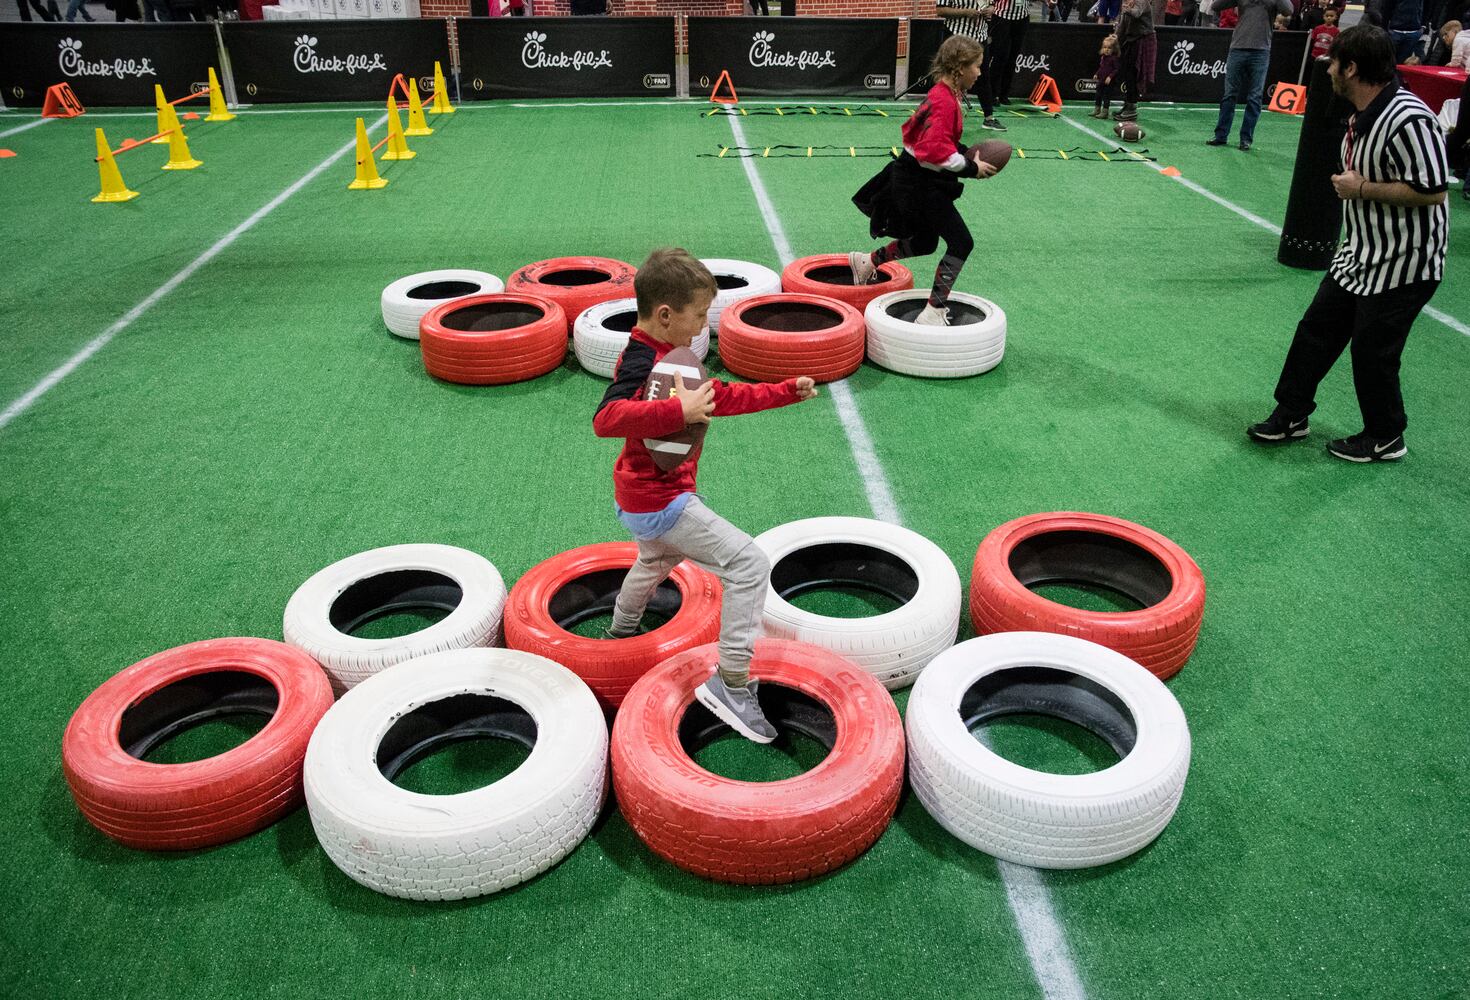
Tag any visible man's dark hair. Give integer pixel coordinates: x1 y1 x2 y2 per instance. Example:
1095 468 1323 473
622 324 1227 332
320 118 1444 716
1328 24 1398 85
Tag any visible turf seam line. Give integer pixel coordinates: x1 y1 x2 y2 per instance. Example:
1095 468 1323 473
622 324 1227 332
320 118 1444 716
0 113 391 436
1059 113 1470 339
727 111 1087 1000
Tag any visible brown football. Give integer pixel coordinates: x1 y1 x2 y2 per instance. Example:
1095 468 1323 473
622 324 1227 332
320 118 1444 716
969 140 1012 173
641 346 710 472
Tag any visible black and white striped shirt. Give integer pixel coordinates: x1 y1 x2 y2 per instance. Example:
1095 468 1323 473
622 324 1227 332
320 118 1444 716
996 0 1032 18
1330 82 1450 295
940 0 990 42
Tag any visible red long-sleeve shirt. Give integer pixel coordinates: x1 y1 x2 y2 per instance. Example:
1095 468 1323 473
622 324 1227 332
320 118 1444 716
592 328 801 513
903 83 966 167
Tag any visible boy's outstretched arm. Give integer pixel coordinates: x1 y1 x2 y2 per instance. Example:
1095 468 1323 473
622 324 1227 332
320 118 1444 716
710 375 818 417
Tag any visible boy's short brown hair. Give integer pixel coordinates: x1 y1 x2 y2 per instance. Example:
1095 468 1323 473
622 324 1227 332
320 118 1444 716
635 248 718 317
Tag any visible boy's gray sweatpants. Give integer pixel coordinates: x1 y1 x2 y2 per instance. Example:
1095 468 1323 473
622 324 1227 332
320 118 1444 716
611 496 769 688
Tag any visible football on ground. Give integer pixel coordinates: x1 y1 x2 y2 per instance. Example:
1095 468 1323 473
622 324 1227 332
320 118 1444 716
641 346 709 472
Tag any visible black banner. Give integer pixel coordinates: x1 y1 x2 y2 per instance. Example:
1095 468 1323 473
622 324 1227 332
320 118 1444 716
221 20 450 104
456 17 675 99
689 17 898 97
0 23 218 108
938 23 1307 106
907 18 945 96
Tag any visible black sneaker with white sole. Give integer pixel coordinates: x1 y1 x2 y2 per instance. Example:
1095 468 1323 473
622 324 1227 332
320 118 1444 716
1246 410 1309 443
981 117 1007 132
1327 432 1407 463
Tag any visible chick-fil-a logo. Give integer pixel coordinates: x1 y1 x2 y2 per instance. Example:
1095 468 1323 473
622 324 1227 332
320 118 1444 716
1166 40 1227 78
58 38 156 79
749 30 836 72
293 35 388 75
521 32 613 71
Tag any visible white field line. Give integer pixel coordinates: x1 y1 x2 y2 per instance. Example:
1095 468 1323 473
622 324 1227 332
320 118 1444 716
727 111 1086 1000
1058 113 1470 338
0 113 390 434
0 117 52 138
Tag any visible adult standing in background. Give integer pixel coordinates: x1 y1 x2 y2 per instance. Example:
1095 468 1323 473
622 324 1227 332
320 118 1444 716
1112 0 1155 122
1382 0 1426 61
988 0 1034 107
1247 25 1449 462
940 0 1013 132
1207 0 1295 149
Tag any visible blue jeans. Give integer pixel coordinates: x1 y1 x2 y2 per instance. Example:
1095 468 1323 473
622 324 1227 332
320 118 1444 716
1389 30 1421 64
1213 47 1270 144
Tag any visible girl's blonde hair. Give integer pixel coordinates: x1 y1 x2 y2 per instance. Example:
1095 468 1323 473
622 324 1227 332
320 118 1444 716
1101 34 1118 50
930 35 984 84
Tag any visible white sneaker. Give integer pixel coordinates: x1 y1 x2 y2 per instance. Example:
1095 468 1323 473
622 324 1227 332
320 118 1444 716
848 250 877 285
914 303 950 326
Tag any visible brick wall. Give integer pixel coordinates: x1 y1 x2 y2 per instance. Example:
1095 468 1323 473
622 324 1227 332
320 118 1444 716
421 1 937 56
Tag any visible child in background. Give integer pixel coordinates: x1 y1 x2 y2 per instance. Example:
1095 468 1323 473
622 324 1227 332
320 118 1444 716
1092 34 1122 118
1309 7 1340 58
594 248 818 743
1274 12 1290 29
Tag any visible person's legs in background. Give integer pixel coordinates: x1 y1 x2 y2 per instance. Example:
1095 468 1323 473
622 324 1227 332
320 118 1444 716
1237 48 1270 148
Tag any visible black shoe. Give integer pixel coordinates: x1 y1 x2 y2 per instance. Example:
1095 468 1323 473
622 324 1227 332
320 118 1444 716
1205 137 1227 146
981 117 1008 132
1238 141 1252 151
1326 432 1406 463
1247 410 1309 443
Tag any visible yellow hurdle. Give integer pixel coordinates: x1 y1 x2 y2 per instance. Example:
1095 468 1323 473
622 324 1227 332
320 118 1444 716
205 68 235 122
404 78 433 137
152 85 173 143
428 61 455 115
162 122 202 170
381 97 416 161
92 127 140 203
348 117 388 190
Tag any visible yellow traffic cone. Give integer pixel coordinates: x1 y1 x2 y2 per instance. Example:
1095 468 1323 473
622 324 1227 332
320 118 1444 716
381 98 416 161
162 121 202 170
348 117 388 190
205 68 235 123
404 78 433 137
92 128 139 203
152 85 172 143
428 61 455 115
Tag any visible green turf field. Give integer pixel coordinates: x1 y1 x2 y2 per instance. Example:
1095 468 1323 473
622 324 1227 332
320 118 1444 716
1 97 1466 1000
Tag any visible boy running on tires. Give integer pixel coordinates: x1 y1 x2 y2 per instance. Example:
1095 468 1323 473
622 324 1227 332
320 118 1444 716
593 248 819 742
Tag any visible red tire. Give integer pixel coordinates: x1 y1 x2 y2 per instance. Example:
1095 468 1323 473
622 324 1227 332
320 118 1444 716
781 253 914 314
505 256 638 327
717 293 865 383
502 542 722 709
969 512 1206 680
612 639 904 885
61 637 333 851
419 293 568 386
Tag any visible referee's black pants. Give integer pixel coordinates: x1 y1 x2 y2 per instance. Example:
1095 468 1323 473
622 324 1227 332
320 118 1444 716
986 18 1030 103
1273 276 1440 439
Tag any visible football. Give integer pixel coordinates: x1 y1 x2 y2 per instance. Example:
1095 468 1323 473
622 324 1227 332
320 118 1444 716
968 140 1012 174
1113 121 1146 143
641 346 710 472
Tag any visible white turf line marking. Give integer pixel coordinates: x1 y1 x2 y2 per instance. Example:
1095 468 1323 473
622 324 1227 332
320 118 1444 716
0 113 390 435
1058 113 1470 338
727 112 1087 1000
0 117 52 138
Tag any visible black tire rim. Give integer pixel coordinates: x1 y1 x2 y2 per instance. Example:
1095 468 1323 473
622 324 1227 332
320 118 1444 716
770 542 919 611
547 568 683 632
959 666 1137 762
118 671 279 760
329 569 464 637
376 693 536 788
1008 530 1172 610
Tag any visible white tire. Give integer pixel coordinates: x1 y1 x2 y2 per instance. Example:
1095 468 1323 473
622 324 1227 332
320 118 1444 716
906 632 1191 869
573 297 709 378
701 258 782 335
864 289 1007 378
753 517 961 690
283 543 507 693
381 270 504 340
303 647 608 900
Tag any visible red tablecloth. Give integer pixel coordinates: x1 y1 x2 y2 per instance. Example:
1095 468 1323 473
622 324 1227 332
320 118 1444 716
1398 64 1467 114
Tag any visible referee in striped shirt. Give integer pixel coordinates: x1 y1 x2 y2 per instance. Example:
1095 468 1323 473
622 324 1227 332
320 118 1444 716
1248 25 1449 463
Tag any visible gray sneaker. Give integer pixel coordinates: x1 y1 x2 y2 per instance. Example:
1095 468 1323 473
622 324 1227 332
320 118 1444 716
695 674 776 744
848 250 878 285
